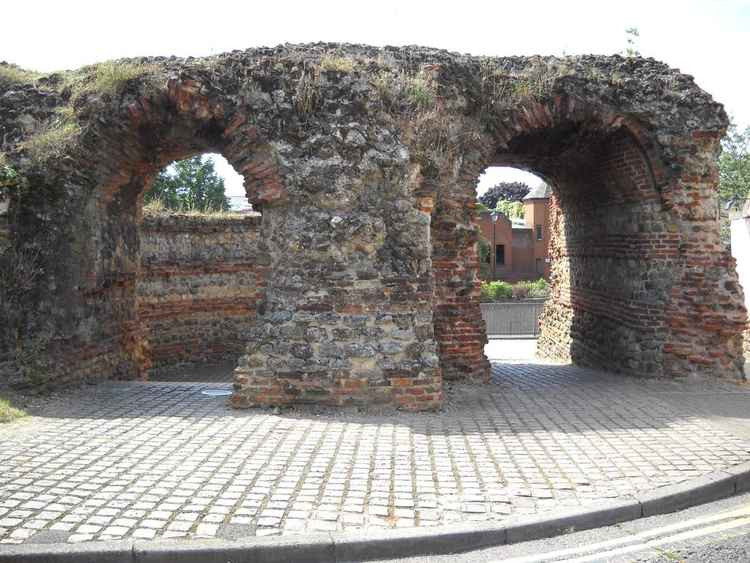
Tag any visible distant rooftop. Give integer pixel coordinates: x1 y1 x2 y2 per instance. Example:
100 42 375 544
523 184 551 200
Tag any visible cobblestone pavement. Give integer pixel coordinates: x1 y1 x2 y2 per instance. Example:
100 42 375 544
2 360 750 546
148 361 235 383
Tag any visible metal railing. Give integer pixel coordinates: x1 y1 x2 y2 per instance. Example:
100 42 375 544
480 300 546 337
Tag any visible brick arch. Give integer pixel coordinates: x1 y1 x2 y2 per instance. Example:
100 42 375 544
52 78 285 381
430 92 745 380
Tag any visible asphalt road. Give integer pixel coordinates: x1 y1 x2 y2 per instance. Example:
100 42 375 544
375 491 750 563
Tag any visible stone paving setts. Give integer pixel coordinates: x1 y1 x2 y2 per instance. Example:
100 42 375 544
1 361 749 544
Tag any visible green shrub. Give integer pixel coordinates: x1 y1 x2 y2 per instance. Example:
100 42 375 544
528 277 548 298
481 278 549 301
512 278 548 299
480 280 513 301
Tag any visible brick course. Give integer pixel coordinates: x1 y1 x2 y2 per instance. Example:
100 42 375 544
137 213 265 369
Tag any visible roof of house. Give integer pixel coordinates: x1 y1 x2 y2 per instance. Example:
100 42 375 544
523 184 551 200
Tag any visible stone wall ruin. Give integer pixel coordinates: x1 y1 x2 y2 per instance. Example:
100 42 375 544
0 43 745 408
138 212 265 369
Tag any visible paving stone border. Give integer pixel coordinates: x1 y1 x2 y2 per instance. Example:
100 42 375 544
2 463 750 563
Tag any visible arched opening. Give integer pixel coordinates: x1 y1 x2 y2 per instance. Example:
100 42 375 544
60 81 284 386
476 166 550 284
430 100 693 382
490 120 667 374
476 167 551 362
136 153 264 380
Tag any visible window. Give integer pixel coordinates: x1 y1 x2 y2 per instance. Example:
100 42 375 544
536 224 543 240
495 244 505 265
536 258 544 274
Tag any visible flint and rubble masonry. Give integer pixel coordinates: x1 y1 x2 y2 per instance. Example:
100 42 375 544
137 214 265 368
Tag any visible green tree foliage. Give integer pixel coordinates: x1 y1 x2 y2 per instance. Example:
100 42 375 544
478 182 530 208
146 155 230 212
495 200 525 220
719 122 750 208
718 122 750 248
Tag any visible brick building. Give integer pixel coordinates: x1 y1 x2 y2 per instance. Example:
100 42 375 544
479 184 551 281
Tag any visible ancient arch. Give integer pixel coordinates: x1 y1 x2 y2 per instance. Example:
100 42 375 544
0 45 745 409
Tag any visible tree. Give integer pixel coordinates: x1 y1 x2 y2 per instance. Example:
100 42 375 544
718 122 750 248
478 182 530 209
719 122 750 209
146 155 230 212
495 200 524 220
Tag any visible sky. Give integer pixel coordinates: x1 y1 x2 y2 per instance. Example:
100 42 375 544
3 0 748 204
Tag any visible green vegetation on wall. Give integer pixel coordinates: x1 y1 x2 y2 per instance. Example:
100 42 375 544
0 396 26 423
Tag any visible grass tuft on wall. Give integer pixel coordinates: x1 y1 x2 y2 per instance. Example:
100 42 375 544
0 396 27 423
71 61 157 100
0 64 41 89
19 107 80 163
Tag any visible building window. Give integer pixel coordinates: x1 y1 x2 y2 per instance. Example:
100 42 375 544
536 224 543 240
495 244 505 265
536 258 544 274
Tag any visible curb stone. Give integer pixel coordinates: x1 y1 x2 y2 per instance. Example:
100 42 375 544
2 462 750 563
